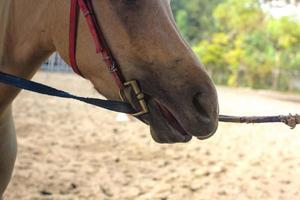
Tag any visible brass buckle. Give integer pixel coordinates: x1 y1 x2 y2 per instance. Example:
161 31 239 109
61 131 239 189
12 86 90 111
119 80 149 117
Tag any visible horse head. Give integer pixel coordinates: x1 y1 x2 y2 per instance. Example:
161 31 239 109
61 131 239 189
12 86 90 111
53 0 219 143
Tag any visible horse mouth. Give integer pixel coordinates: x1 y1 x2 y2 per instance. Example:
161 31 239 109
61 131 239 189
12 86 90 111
143 98 212 143
125 89 215 143
150 99 192 143
143 100 188 143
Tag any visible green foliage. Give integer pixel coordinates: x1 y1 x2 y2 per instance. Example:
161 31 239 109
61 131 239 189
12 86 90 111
171 0 222 43
193 33 231 85
213 0 263 32
172 0 300 91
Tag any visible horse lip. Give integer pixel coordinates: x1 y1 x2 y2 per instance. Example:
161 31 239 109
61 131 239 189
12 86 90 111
121 90 180 131
152 99 190 136
146 98 192 143
126 91 190 140
127 92 214 140
129 96 188 137
151 99 215 140
197 133 215 140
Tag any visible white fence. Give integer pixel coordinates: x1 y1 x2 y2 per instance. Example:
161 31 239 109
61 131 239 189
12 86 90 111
41 53 72 72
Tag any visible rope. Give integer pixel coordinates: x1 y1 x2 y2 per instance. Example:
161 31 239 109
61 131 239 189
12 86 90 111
219 114 300 129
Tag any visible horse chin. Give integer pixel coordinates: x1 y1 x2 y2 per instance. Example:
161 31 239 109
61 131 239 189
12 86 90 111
147 99 192 143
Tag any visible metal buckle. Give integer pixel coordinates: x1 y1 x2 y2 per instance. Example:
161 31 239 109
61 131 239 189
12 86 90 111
119 80 149 117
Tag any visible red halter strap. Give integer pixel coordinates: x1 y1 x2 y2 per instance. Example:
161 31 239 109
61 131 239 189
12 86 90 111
69 0 124 89
69 0 148 116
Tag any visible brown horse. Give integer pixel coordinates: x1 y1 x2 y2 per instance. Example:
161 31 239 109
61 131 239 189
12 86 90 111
0 0 219 197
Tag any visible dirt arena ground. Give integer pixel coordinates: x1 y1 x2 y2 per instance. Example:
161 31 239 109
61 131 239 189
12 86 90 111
4 72 300 200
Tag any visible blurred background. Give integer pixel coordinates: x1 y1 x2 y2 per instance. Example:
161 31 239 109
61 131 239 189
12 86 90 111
5 0 300 200
173 0 300 92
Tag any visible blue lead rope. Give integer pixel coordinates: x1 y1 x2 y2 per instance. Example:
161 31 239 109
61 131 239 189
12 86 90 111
0 71 134 114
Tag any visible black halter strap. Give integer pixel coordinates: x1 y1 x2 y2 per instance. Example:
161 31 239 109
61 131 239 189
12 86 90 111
0 71 134 114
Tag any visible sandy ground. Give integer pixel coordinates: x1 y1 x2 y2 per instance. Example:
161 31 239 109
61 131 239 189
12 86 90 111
3 72 300 200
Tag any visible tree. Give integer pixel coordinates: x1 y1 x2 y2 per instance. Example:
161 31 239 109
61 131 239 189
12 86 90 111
172 0 300 91
171 0 223 43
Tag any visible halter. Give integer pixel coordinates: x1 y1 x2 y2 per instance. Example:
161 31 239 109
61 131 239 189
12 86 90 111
69 0 148 117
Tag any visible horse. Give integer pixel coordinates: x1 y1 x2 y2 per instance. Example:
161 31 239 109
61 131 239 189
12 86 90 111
0 0 219 198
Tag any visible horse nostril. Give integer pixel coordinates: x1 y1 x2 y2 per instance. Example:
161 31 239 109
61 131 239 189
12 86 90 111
193 93 211 122
192 92 219 138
